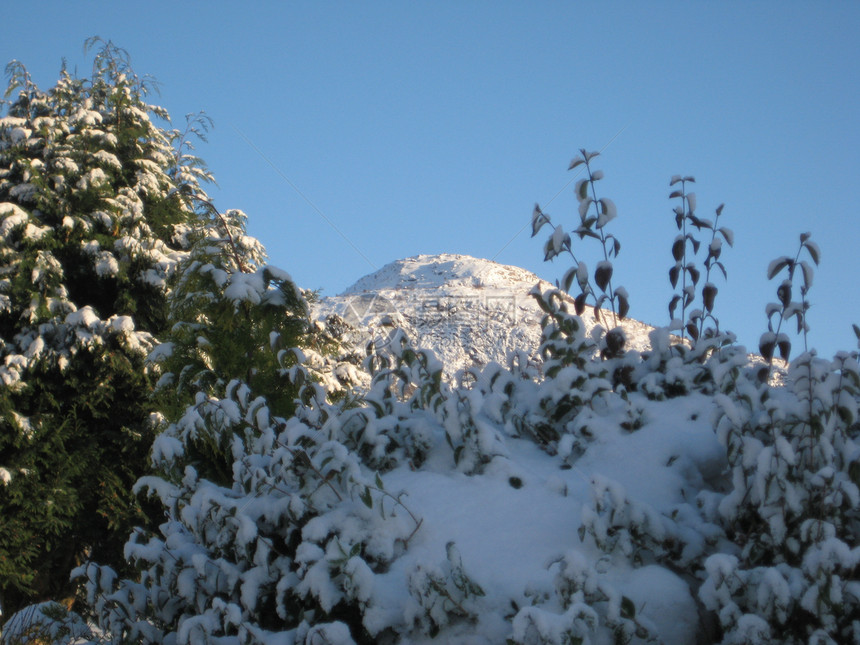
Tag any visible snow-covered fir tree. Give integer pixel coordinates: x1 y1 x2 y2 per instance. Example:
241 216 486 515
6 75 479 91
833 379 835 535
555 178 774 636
0 39 210 618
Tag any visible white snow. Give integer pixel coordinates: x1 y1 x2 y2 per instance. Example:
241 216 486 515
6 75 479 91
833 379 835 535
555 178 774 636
15 251 854 644
76 168 108 190
0 602 93 644
9 127 31 144
0 202 29 238
315 254 655 379
95 251 119 277
223 271 267 306
65 306 101 330
92 150 122 171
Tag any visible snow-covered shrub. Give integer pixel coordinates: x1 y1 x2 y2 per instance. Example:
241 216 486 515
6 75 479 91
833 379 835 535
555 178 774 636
340 329 510 475
758 234 819 370
579 476 676 565
666 176 733 350
705 349 860 643
530 287 597 378
405 542 485 637
509 603 599 645
532 149 629 331
524 154 860 643
521 286 649 463
77 371 419 644
440 385 510 474
0 601 93 645
341 330 444 471
511 551 657 645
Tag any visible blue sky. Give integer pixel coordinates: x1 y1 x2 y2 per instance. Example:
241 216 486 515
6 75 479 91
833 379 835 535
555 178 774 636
4 2 859 358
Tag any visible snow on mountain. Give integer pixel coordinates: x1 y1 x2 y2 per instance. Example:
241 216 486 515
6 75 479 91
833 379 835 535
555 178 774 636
314 254 655 377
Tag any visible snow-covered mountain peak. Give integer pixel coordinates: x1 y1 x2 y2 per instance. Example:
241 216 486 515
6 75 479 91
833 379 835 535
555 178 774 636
341 253 547 296
316 254 655 378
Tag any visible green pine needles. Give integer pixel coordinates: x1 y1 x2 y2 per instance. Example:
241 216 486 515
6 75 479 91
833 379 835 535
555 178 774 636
0 40 205 617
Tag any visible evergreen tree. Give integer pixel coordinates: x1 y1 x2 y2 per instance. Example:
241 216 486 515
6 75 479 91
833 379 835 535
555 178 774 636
76 191 389 644
0 39 208 619
147 203 315 486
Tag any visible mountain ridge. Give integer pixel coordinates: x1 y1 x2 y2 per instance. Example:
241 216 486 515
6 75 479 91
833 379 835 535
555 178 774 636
314 254 655 377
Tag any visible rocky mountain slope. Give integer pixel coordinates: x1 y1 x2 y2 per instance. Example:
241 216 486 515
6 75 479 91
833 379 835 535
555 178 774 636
313 254 656 378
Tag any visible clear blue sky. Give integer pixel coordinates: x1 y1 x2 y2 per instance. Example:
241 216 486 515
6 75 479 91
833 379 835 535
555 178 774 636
4 2 859 358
